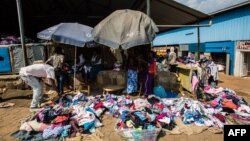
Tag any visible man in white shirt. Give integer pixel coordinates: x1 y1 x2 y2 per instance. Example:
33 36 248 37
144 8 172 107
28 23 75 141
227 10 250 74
19 64 57 109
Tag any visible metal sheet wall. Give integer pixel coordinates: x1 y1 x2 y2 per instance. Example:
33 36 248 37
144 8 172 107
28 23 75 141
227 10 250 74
153 5 250 46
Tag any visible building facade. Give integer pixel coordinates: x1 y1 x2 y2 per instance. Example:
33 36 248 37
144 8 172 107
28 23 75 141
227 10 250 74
153 3 250 76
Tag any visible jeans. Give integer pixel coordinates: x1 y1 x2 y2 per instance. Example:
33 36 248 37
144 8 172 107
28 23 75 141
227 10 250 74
21 76 43 108
55 70 64 94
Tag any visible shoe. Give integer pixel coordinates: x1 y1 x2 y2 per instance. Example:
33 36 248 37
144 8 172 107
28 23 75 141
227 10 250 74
29 105 41 112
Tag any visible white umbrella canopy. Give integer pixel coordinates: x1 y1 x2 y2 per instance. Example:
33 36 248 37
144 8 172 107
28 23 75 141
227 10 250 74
92 9 159 49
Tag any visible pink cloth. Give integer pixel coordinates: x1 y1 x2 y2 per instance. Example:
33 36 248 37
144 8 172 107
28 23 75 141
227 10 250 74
156 113 167 120
192 75 199 93
204 87 224 95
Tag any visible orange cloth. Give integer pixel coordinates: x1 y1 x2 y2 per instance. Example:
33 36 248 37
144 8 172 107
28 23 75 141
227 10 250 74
222 99 237 109
52 115 69 123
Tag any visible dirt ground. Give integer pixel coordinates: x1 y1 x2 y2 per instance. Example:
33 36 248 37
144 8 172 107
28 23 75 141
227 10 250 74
0 73 249 141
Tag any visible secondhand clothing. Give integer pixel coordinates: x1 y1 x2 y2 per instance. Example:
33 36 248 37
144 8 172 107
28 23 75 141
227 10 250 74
126 69 138 94
208 62 219 81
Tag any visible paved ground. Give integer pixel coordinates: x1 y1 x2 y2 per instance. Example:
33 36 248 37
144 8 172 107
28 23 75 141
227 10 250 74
0 73 249 141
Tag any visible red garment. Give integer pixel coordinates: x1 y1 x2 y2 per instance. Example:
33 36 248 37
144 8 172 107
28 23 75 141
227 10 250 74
222 99 237 109
214 113 225 123
148 60 157 75
94 102 103 110
131 104 136 110
52 115 69 123
154 102 164 110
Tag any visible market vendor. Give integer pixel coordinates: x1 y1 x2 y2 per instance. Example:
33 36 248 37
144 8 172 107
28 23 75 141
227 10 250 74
45 47 65 95
19 64 57 109
168 47 177 72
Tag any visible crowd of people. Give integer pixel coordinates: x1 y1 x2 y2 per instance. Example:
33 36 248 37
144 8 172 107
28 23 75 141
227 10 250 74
19 44 221 110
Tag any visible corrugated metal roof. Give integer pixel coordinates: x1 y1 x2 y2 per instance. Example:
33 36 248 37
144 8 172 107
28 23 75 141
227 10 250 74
150 0 209 31
209 0 250 15
0 0 209 36
153 5 250 46
200 6 250 43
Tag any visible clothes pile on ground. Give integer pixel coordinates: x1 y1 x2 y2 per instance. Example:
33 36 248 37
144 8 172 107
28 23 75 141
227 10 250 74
11 93 105 141
111 91 250 134
12 87 250 140
176 56 196 65
0 35 20 45
0 35 35 45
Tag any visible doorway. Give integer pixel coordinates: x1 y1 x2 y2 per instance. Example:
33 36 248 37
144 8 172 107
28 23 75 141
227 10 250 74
242 52 250 76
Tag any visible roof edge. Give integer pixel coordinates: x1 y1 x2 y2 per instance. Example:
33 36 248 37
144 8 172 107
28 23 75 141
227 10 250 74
209 0 250 15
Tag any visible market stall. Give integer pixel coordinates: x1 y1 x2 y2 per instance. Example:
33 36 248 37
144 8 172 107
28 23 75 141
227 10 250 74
0 43 52 74
177 64 197 92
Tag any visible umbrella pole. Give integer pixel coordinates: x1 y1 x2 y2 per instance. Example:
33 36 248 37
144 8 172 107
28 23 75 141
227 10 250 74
74 46 77 91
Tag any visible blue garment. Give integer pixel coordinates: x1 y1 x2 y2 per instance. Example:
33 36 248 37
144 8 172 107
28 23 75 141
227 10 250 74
133 111 147 121
38 106 57 124
183 110 204 125
43 126 64 139
153 85 167 98
83 121 95 131
11 130 44 141
126 69 138 94
55 70 65 94
72 93 88 105
121 111 129 121
60 125 71 137
165 90 178 98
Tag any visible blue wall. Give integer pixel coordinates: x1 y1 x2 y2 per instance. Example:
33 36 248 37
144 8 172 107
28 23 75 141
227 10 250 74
0 48 11 73
204 41 235 75
200 6 250 43
153 27 197 46
153 5 250 46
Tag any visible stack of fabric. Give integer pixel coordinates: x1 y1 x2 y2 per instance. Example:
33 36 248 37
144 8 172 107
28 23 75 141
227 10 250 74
0 35 20 45
12 88 250 140
0 35 35 45
12 93 105 140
